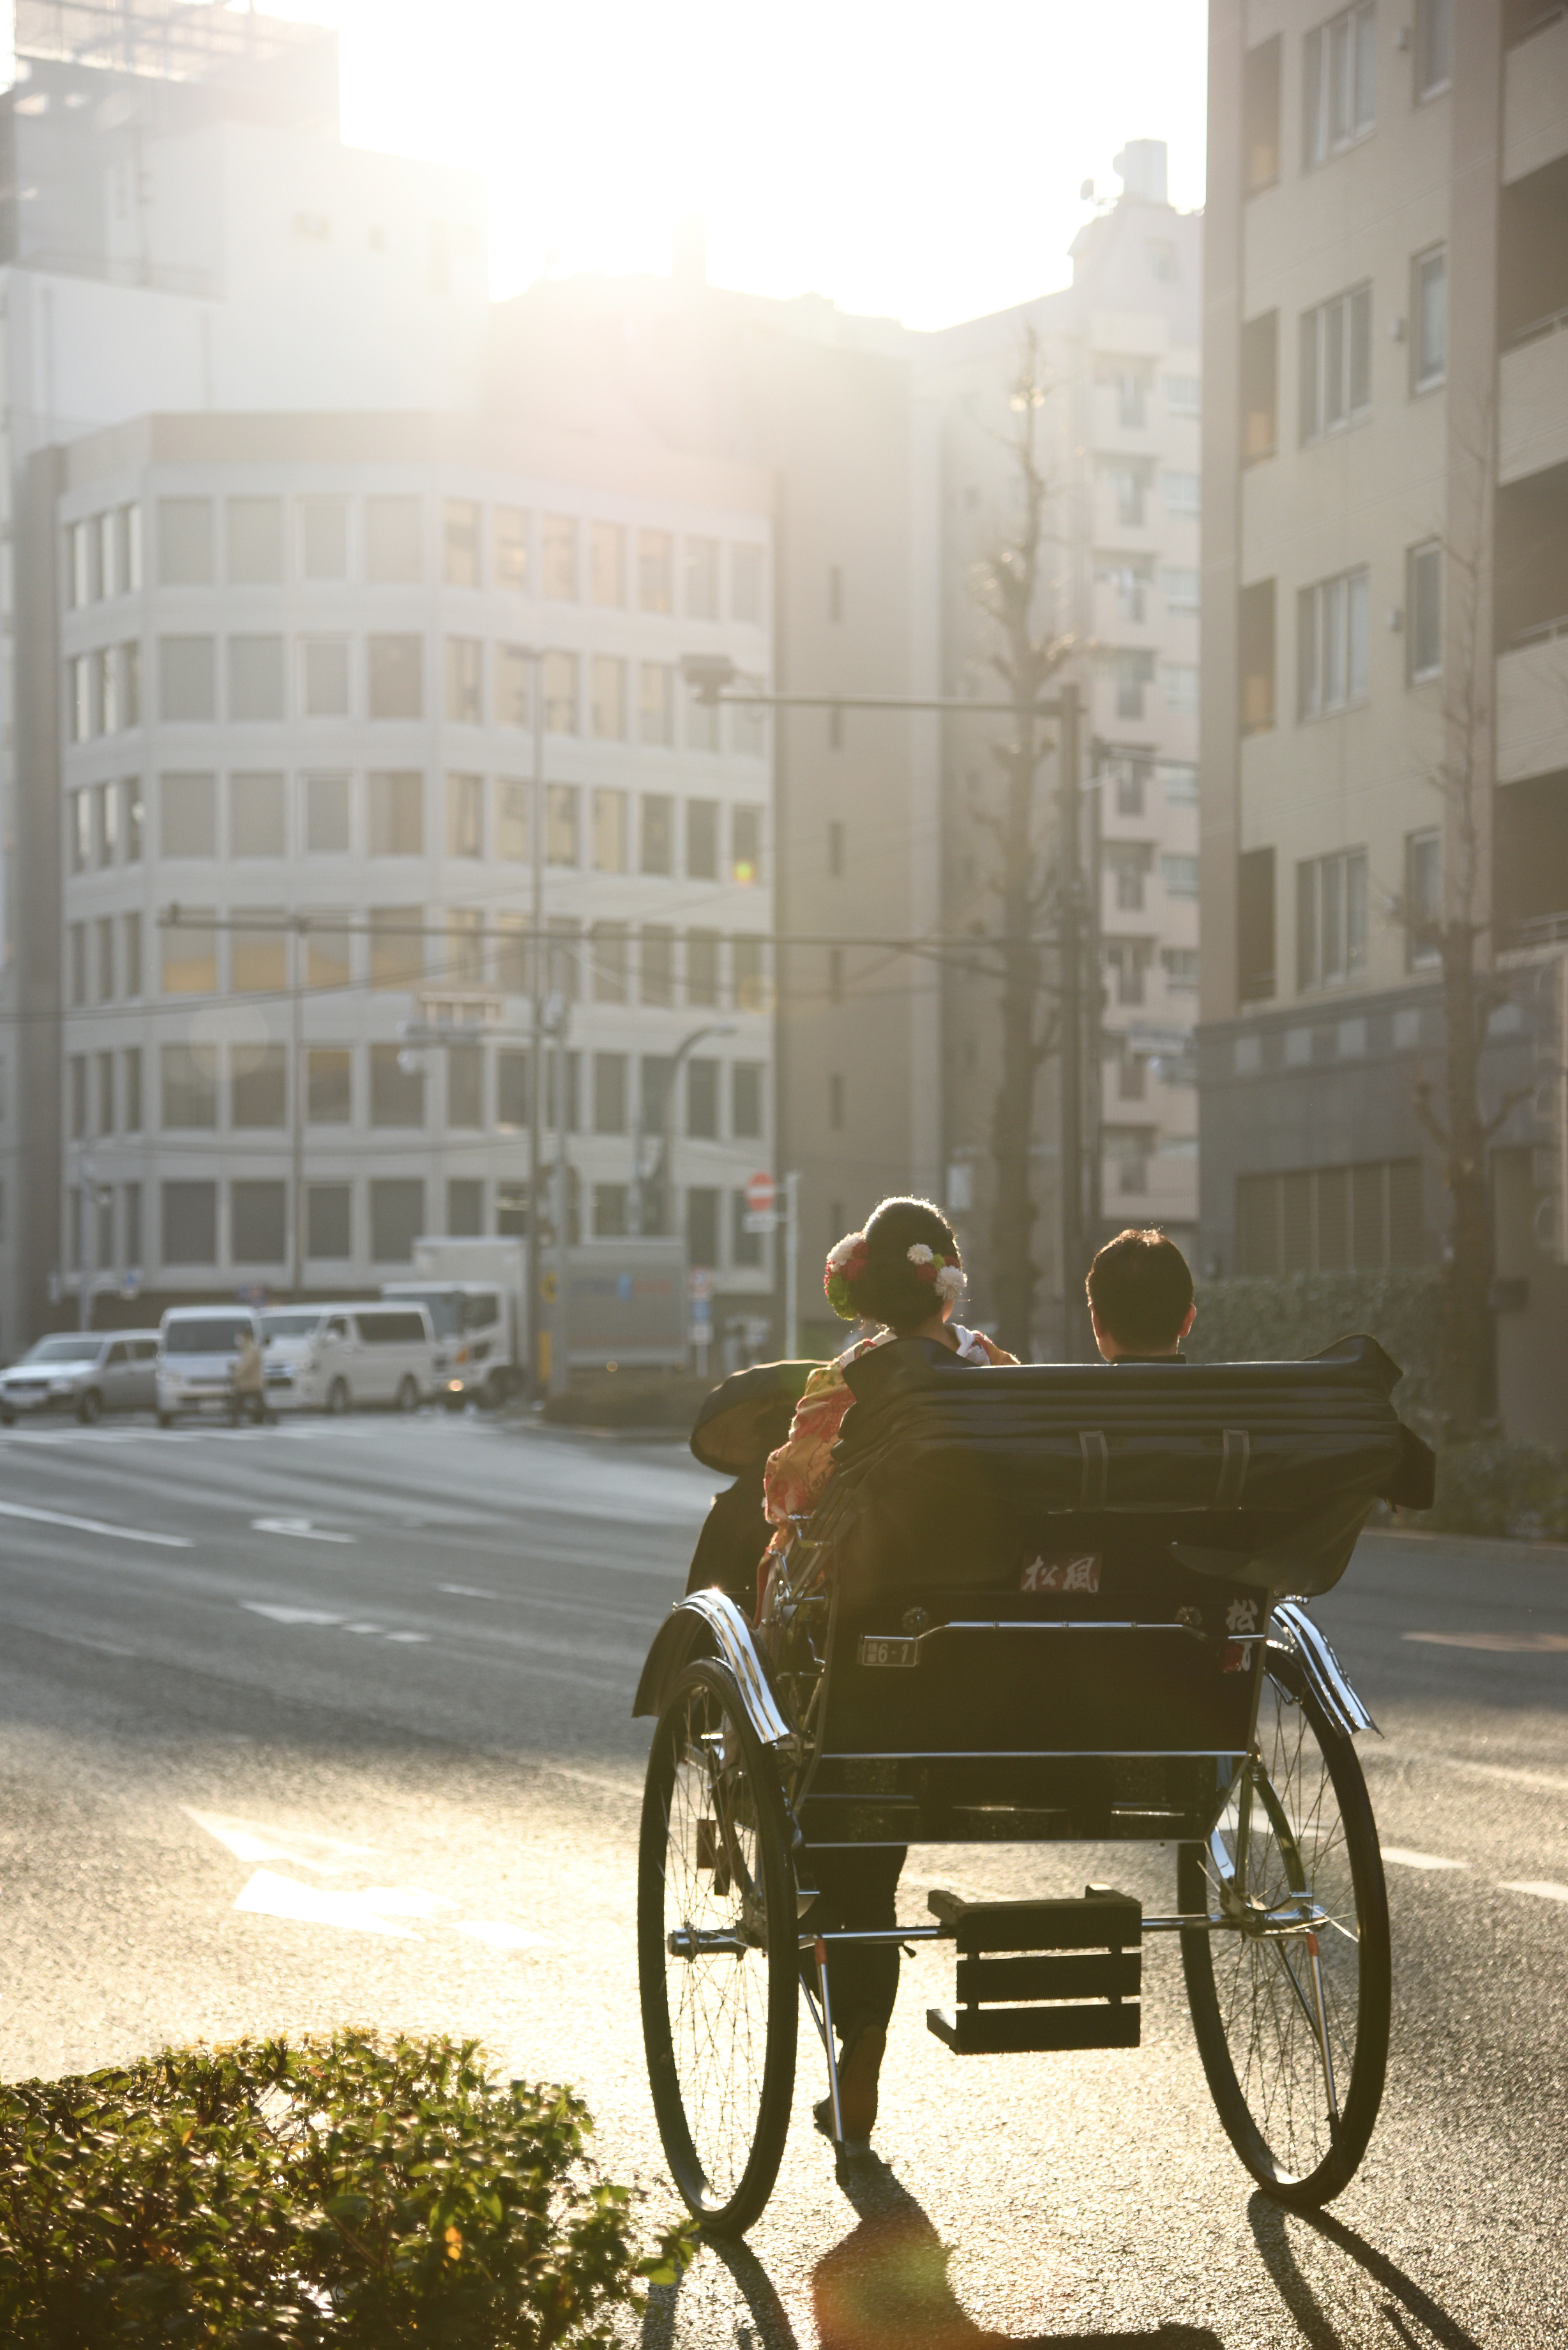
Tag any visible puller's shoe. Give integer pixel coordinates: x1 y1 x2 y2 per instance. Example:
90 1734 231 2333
813 2017 886 2154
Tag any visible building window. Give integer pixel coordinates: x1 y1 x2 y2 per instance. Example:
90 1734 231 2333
301 637 350 716
370 1178 425 1262
1405 829 1442 968
1300 284 1371 441
543 649 578 734
591 921 629 1003
1165 374 1200 416
1107 845 1149 913
496 1050 529 1130
1303 3 1375 169
67 921 86 1008
307 918 352 990
308 1048 352 1123
227 635 285 721
230 771 285 858
642 794 674 875
369 906 423 990
731 543 764 624
123 1048 142 1132
124 778 144 861
162 1179 217 1266
495 779 527 861
732 1190 764 1269
593 1183 629 1239
1104 650 1156 720
639 530 674 613
641 925 674 1007
1415 0 1451 100
1161 853 1200 898
685 536 719 619
370 1042 425 1128
1161 946 1199 992
365 496 422 584
687 1186 720 1270
161 1043 217 1129
444 499 480 587
1236 1159 1424 1275
1407 542 1442 681
1412 248 1446 392
734 932 764 1012
368 635 423 720
688 1058 719 1139
591 788 628 874
1297 847 1368 989
308 1183 352 1259
233 1045 287 1128
300 497 349 580
547 918 580 1001
687 799 720 880
639 662 674 747
591 655 626 740
1161 662 1199 713
545 783 579 866
495 644 531 727
543 515 578 600
1298 568 1370 718
590 520 623 606
1099 459 1150 527
593 1052 628 1135
161 908 216 996
732 805 762 886
447 908 485 987
227 497 283 586
68 791 89 874
686 929 720 1007
160 637 216 723
494 506 529 590
1162 471 1200 517
446 771 483 858
123 911 142 998
1104 939 1152 1007
495 913 529 993
368 771 424 856
306 772 351 853
445 637 483 723
232 915 287 994
158 497 214 586
448 1045 483 1130
156 767 217 862
688 688 720 754
1239 578 1276 732
68 1054 86 1138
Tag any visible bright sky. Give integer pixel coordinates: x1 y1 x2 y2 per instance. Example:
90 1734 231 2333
260 0 1209 331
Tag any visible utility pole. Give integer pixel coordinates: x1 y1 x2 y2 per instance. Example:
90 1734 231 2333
1055 679 1085 1360
526 649 546 1397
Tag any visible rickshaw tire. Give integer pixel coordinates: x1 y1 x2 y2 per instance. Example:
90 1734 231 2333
638 1656 798 2236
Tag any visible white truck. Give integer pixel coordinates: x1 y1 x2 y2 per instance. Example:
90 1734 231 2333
383 1234 688 1403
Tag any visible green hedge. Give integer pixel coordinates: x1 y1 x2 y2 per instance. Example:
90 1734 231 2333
0 2029 688 2347
1187 1270 1444 1420
1424 1439 1568 1542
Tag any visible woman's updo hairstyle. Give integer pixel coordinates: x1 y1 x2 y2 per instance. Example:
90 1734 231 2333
824 1195 964 1333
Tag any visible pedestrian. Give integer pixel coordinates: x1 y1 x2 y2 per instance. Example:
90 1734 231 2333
230 1327 272 1426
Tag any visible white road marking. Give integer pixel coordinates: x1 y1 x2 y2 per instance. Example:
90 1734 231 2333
360 1885 456 1918
441 1583 499 1599
0 1499 192 1548
233 1867 419 1938
451 1919 552 1952
1500 1880 1568 1905
1366 1750 1568 1798
252 1517 356 1543
384 1631 430 1643
185 1808 375 1874
341 1622 381 1634
38 1626 137 1658
243 1603 343 1627
1382 1847 1470 1872
1404 1630 1568 1653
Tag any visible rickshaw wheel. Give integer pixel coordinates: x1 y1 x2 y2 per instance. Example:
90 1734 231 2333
1180 1646 1390 2206
638 1658 798 2234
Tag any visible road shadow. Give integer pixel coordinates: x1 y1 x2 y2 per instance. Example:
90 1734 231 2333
1246 2194 1483 2350
642 2154 1221 2349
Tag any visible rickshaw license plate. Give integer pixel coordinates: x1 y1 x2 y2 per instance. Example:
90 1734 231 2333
859 1635 919 1669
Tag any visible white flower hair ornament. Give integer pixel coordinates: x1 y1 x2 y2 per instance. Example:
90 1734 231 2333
906 1241 965 1304
934 1262 965 1304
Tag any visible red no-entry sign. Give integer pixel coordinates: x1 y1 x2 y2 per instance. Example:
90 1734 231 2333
745 1171 776 1216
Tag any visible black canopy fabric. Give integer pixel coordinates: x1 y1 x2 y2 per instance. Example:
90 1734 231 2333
687 1359 819 1474
818 1333 1434 1598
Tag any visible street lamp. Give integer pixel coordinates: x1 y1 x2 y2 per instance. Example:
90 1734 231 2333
640 1022 737 1241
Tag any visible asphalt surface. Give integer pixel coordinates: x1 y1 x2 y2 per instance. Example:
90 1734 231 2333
0 1407 1563 2346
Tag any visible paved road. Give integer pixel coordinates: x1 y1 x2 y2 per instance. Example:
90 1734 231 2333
0 1410 1563 2346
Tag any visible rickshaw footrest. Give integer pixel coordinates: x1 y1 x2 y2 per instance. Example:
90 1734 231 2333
927 2002 1141 2054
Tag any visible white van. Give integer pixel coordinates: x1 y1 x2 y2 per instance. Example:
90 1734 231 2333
259 1301 437 1415
157 1305 261 1426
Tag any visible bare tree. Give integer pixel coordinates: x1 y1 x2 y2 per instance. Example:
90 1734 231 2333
1397 417 1530 1438
965 331 1075 1357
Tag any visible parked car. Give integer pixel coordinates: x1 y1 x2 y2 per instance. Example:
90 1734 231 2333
259 1302 438 1415
156 1306 261 1426
0 1330 161 1425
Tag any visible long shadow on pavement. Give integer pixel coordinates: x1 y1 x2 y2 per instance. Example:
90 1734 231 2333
641 2155 1223 2349
1246 2194 1483 2350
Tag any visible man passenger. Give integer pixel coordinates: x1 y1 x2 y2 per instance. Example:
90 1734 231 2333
1087 1227 1196 1363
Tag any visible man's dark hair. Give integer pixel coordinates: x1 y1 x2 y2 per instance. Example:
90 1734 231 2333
1086 1227 1194 1352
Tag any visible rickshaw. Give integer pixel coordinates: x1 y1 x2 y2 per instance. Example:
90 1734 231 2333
634 1333 1433 2236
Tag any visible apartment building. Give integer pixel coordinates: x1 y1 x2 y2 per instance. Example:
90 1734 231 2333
1200 0 1568 1439
0 0 488 1349
917 144 1203 1342
50 411 775 1323
492 268 943 1354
